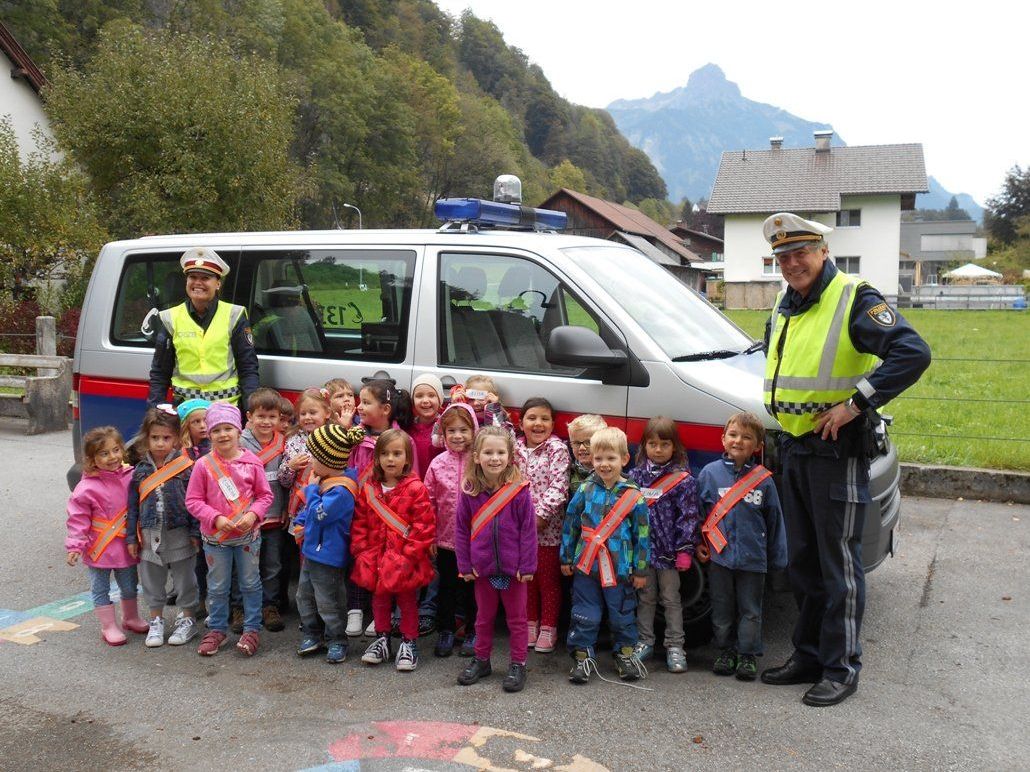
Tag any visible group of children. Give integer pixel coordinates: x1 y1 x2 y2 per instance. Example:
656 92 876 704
66 372 786 692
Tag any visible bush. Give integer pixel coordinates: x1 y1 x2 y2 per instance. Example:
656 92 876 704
0 300 45 354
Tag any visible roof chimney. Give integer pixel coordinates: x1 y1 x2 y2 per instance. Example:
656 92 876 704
814 130 833 153
769 137 784 150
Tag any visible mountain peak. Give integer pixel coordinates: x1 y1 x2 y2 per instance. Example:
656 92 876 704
685 63 740 101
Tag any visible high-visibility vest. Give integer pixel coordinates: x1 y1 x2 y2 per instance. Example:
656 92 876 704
159 301 246 404
470 482 527 541
575 487 642 588
701 465 772 554
763 272 880 437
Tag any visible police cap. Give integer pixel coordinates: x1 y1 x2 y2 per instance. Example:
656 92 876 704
180 247 230 278
763 213 833 254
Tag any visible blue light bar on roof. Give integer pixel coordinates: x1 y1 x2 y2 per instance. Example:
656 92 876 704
434 197 567 231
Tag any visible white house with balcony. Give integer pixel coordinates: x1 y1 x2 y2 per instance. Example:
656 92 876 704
1 21 52 160
707 131 928 309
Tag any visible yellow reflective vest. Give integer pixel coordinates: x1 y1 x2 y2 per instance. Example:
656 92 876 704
763 272 880 437
159 301 246 404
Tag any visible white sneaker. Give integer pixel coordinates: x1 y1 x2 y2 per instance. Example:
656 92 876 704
364 619 376 637
168 613 197 646
346 609 364 637
395 639 418 672
145 617 165 648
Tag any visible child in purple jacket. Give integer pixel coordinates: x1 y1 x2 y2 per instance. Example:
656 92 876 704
453 427 538 693
628 416 700 673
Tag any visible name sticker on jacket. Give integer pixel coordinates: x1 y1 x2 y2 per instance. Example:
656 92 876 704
265 470 278 482
640 488 661 501
717 485 763 505
218 476 241 501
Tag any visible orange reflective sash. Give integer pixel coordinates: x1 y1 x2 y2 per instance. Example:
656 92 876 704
88 508 128 561
470 482 527 541
642 471 689 508
701 465 772 554
358 465 373 485
321 476 358 499
257 432 285 465
138 454 194 503
288 467 312 516
364 483 410 539
575 488 641 587
203 453 255 543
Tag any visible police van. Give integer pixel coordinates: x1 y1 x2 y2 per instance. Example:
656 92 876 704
70 178 901 588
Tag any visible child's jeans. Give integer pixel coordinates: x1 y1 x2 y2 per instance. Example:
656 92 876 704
566 572 638 657
526 545 561 627
88 565 139 607
708 563 765 655
204 536 262 634
296 559 347 644
371 590 418 640
474 578 528 664
636 567 684 648
259 527 285 608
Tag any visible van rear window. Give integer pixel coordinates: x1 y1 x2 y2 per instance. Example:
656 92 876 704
110 253 188 346
243 249 415 363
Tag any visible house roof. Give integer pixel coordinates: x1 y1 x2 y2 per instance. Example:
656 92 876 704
670 224 724 245
707 144 928 214
0 22 47 94
541 188 701 263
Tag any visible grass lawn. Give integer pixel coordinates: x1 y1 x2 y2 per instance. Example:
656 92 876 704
724 309 1030 471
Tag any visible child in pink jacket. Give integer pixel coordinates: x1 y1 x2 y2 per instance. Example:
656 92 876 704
423 402 479 658
66 426 150 646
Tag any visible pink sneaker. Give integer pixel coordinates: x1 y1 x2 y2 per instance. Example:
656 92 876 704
534 625 557 653
527 621 539 648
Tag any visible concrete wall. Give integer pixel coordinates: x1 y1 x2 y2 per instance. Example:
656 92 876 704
723 195 902 297
0 50 53 160
724 280 781 310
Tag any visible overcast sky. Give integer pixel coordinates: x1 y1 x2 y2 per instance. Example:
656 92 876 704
434 0 1028 204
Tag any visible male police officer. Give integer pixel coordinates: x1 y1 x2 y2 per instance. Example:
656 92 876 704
759 213 930 706
147 247 259 409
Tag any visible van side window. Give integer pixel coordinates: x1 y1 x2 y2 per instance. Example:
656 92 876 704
244 249 415 362
438 252 601 374
110 253 187 346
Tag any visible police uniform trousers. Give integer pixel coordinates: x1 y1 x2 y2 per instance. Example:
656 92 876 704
780 437 868 685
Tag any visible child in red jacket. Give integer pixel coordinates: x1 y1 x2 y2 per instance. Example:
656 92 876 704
351 429 436 672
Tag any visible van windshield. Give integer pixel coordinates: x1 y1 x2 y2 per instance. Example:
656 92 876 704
563 245 754 360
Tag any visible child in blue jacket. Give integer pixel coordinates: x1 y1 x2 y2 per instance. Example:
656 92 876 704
292 423 365 664
697 411 786 682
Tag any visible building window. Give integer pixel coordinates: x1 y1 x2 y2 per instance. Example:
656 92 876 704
835 256 861 274
762 256 781 276
836 209 861 227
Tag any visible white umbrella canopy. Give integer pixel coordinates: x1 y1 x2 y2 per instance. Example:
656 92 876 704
942 262 1003 279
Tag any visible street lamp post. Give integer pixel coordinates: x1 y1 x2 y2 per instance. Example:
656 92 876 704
342 203 363 230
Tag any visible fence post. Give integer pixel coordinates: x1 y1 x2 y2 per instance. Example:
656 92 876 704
36 316 58 377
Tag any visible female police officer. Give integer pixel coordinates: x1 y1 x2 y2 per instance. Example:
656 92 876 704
758 213 930 707
147 247 259 409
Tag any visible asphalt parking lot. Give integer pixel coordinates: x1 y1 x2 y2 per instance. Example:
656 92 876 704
0 421 1026 771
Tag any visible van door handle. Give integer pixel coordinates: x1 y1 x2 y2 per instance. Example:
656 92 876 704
366 369 393 384
440 375 458 389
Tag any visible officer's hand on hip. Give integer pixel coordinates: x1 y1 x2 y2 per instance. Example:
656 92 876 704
814 402 859 442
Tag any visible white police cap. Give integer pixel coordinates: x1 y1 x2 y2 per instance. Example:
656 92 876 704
763 213 833 254
180 247 229 278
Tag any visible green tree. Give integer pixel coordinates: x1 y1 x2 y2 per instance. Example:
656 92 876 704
944 195 972 221
45 22 299 238
549 159 588 194
985 166 1030 244
638 198 677 225
0 119 107 309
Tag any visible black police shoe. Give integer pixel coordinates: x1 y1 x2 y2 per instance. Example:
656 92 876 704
457 657 492 685
760 656 823 685
502 662 527 693
802 678 857 707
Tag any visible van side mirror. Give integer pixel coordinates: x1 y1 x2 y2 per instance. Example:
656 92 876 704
546 325 628 368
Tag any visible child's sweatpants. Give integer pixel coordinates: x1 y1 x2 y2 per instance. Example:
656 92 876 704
526 545 561 627
371 590 419 640
566 572 638 657
636 567 684 649
474 578 528 664
138 556 199 612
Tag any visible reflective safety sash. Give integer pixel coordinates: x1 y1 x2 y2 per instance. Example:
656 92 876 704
288 467 313 517
641 471 689 508
575 488 641 588
88 508 129 561
470 482 527 541
257 432 285 466
138 454 194 503
203 453 254 543
701 465 772 554
364 483 410 539
320 476 358 499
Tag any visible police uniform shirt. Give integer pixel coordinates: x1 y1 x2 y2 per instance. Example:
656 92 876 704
146 298 260 407
764 260 931 412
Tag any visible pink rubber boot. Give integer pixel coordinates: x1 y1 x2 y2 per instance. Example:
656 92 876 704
94 605 126 646
120 598 151 634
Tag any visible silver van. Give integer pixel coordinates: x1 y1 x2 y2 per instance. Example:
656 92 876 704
71 199 901 593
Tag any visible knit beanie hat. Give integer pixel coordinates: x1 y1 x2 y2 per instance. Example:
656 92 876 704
411 373 444 402
205 402 242 434
177 398 211 422
308 424 365 469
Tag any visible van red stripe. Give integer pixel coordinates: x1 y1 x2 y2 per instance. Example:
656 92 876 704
78 375 151 400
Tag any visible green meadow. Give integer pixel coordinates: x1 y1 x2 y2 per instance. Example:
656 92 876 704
724 309 1030 471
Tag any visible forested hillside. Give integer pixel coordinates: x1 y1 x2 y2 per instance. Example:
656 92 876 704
3 0 666 234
